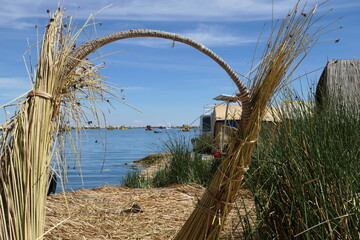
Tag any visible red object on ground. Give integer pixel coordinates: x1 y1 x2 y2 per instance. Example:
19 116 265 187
213 151 222 158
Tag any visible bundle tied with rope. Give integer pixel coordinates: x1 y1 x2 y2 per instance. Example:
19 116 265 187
0 9 122 240
27 90 53 101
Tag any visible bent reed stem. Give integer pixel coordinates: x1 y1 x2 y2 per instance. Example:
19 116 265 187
64 29 253 132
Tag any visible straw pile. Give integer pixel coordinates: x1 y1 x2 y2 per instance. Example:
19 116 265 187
44 184 255 240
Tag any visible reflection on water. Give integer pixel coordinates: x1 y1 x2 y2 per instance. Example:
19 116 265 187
56 128 199 192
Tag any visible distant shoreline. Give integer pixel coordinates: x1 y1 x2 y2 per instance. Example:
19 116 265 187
0 125 199 131
67 126 199 130
125 153 170 166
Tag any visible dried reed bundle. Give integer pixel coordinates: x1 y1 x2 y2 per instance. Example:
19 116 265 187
174 3 332 239
0 9 119 240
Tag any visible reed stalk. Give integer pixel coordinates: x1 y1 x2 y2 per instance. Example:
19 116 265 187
0 9 117 240
174 2 332 239
246 93 359 239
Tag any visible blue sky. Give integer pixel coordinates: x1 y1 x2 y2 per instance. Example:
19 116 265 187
0 0 359 127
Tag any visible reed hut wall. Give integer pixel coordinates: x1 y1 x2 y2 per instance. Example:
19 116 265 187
315 59 360 107
211 105 281 151
211 105 241 151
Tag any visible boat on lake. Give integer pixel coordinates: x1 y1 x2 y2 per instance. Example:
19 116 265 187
180 125 190 132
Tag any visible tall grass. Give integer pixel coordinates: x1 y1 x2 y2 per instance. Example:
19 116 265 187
153 136 212 187
122 172 151 188
245 98 360 239
123 136 214 188
192 133 214 154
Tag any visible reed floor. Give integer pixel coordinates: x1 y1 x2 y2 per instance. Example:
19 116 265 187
45 184 255 239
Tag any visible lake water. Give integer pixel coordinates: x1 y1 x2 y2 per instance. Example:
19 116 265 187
57 128 200 192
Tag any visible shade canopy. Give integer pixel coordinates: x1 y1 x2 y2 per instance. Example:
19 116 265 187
213 94 239 102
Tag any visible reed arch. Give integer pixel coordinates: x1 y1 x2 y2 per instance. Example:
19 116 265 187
65 29 253 131
0 4 327 239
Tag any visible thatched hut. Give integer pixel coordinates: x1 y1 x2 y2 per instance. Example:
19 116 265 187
210 104 281 151
315 59 360 107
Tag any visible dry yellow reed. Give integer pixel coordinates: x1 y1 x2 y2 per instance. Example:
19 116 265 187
0 9 121 240
43 185 255 239
174 2 332 239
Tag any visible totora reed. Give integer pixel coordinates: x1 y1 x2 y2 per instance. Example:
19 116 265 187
0 2 334 239
0 9 121 240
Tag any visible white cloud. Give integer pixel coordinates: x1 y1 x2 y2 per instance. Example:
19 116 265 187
0 0 48 29
119 24 256 48
99 0 305 22
0 77 31 89
121 38 172 48
2 0 351 29
183 25 255 46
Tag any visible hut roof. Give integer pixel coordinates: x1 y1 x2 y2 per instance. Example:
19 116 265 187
213 105 281 122
213 105 242 121
315 59 360 104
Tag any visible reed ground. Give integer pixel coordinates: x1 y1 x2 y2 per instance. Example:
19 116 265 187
44 184 255 239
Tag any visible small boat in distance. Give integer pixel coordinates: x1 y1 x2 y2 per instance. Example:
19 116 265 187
145 125 153 131
180 125 191 132
154 130 162 133
119 126 128 130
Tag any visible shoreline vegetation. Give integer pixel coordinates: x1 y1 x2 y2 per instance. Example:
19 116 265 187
127 153 172 166
44 145 257 239
0 125 200 131
244 98 360 239
119 93 359 239
44 94 359 239
122 136 215 188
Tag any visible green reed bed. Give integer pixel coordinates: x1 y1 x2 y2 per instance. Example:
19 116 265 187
123 136 214 188
191 133 214 154
122 172 151 189
245 100 360 239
